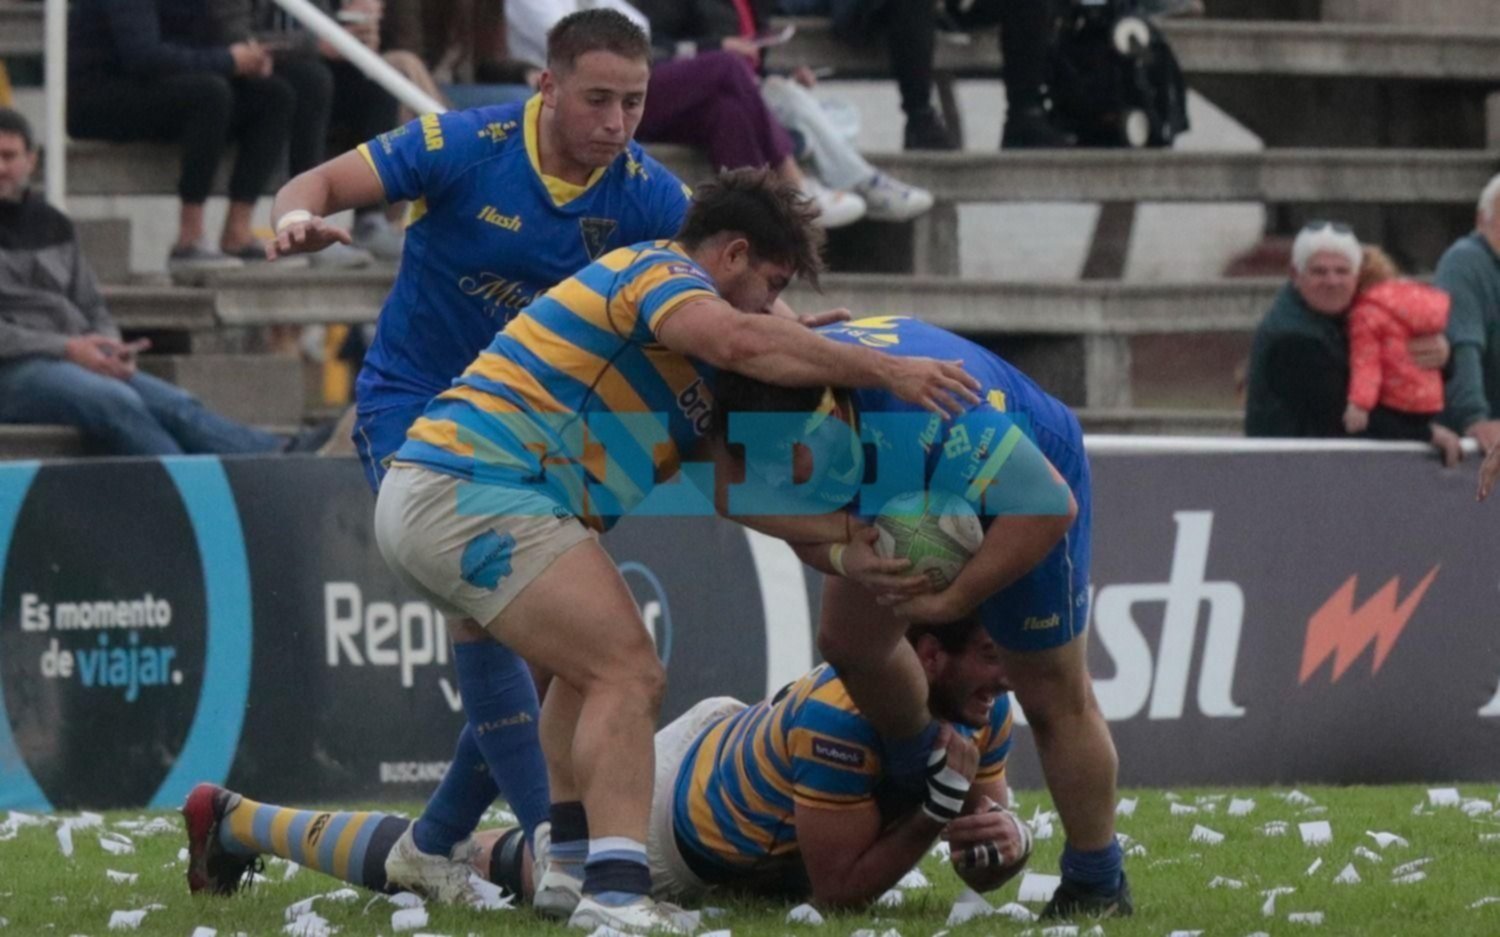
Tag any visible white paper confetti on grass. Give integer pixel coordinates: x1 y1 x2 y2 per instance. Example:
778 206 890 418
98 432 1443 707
1392 858 1433 877
897 869 930 890
876 889 904 908
1481 833 1500 843
56 824 74 858
391 908 429 932
1334 863 1361 884
1190 825 1224 845
1299 821 1333 846
1366 831 1408 849
700 931 732 937
387 892 424 909
1353 846 1383 863
787 903 824 925
1164 791 1182 801
1305 858 1323 876
947 889 995 925
1427 788 1461 807
283 913 332 937
468 876 516 911
1125 843 1147 858
190 928 216 937
105 870 138 885
1393 871 1427 885
1170 803 1199 816
1166 931 1203 936
929 841 951 862
1470 897 1500 909
1288 912 1325 925
7 811 45 828
108 910 148 931
1228 798 1257 817
1209 876 1245 889
324 888 358 903
1261 821 1289 837
1463 799 1495 817
99 836 135 855
1283 790 1316 806
994 902 1036 923
1018 872 1062 904
1040 927 1077 937
1261 894 1279 917
284 898 318 922
1116 797 1137 817
70 812 104 830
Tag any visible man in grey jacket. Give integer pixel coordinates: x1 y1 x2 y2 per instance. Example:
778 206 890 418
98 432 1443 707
0 108 309 456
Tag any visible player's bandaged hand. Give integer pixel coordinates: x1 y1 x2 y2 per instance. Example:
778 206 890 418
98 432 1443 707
947 798 1033 879
922 726 978 824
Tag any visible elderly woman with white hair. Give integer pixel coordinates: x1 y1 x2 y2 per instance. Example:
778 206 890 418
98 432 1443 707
1244 221 1451 441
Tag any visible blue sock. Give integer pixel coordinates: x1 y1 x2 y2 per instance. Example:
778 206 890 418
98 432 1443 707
583 836 651 905
548 801 589 876
884 719 942 789
1060 840 1124 893
449 640 551 844
412 724 498 857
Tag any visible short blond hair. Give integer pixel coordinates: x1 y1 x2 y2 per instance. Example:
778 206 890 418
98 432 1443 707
1357 245 1400 291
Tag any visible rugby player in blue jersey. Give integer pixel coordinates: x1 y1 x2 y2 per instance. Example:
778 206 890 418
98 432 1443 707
712 318 1131 920
183 618 1032 911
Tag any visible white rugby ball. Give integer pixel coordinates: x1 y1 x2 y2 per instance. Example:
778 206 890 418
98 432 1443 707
873 490 984 591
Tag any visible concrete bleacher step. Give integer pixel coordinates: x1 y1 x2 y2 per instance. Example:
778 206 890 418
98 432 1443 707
137 353 305 426
56 141 1497 205
0 2 43 58
1076 408 1242 436
0 425 83 460
768 17 1500 81
103 285 219 333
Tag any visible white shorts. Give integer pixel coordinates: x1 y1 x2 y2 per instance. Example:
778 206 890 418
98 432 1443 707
648 696 748 902
374 464 595 624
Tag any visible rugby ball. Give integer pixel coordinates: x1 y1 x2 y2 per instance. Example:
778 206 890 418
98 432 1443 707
873 490 984 591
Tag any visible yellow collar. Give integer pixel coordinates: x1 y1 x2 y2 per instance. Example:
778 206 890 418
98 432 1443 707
524 95 609 208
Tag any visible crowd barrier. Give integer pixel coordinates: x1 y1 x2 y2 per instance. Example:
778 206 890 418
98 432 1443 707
1 439 1495 809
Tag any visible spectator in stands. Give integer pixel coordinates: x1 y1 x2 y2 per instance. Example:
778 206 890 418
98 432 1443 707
503 0 867 226
774 0 1068 149
211 0 430 264
1246 222 1454 456
1438 172 1500 458
1343 246 1460 462
632 0 934 222
0 109 329 456
68 0 296 274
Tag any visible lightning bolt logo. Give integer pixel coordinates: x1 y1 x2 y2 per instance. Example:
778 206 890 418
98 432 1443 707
1299 567 1439 684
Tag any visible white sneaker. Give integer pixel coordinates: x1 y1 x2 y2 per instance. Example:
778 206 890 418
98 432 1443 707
309 241 375 269
803 178 866 229
535 864 585 920
352 213 405 262
857 173 935 222
384 826 482 907
569 894 691 934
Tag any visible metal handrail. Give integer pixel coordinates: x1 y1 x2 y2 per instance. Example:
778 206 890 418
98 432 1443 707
268 0 446 115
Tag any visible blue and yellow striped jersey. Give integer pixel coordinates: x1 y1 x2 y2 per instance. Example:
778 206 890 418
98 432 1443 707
672 665 1013 875
355 96 690 416
393 241 720 529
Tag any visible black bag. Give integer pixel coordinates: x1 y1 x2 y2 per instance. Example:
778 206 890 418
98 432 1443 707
1048 0 1190 147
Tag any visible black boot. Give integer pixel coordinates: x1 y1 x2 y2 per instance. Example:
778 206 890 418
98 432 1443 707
1001 106 1077 149
904 109 960 151
1042 871 1135 919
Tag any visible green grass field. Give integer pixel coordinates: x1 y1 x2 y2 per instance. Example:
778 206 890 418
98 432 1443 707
3 783 1499 936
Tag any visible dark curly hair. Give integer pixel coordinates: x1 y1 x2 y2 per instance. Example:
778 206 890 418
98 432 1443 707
676 167 825 289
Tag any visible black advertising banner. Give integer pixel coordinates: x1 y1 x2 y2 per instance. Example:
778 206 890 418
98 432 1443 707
0 446 1497 809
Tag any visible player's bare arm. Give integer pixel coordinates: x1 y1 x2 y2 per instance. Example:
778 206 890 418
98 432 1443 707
267 149 388 259
796 729 979 909
657 299 981 416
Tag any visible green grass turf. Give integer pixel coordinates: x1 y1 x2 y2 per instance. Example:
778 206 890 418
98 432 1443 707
3 783 1499 936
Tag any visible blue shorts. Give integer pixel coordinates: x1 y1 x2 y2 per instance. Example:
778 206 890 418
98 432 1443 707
353 401 427 493
978 442 1093 653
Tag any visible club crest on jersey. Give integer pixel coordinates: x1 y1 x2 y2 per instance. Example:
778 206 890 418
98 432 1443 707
579 218 618 260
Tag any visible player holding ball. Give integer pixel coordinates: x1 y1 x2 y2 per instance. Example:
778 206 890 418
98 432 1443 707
713 315 1130 920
